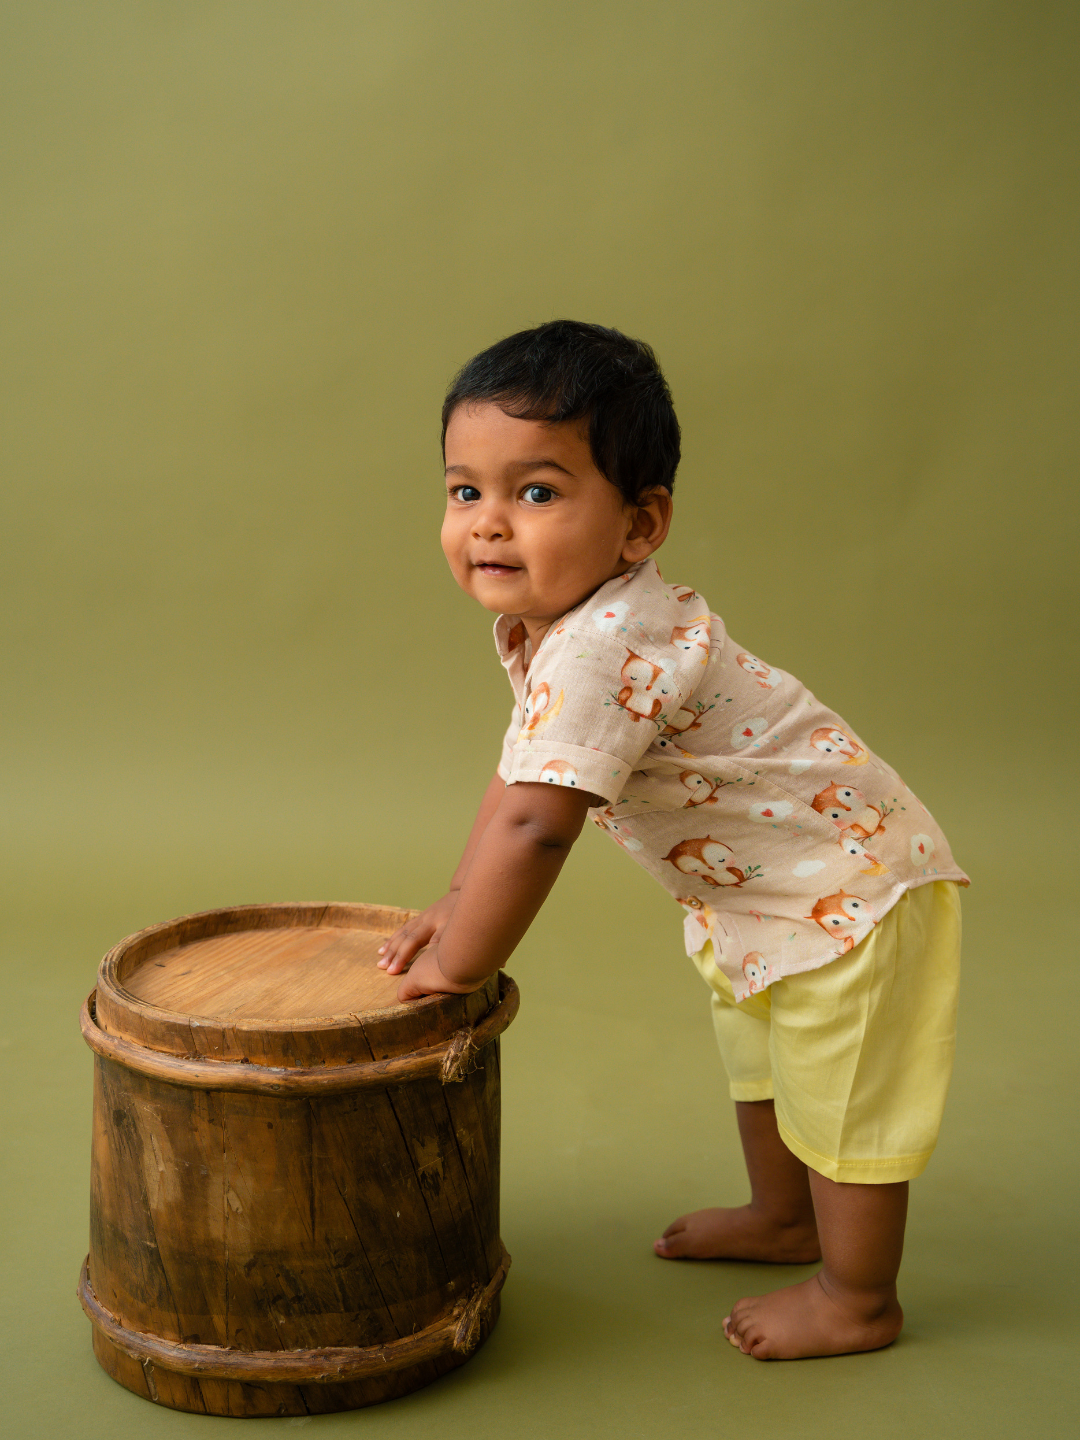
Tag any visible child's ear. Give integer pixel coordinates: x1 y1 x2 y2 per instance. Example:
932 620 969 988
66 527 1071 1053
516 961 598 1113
622 487 673 562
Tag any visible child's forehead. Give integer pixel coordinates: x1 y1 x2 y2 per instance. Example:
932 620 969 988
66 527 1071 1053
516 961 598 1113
444 402 594 473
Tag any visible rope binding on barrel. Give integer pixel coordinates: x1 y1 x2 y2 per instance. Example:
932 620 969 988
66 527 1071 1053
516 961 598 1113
77 1247 511 1383
80 973 519 1095
440 1028 478 1084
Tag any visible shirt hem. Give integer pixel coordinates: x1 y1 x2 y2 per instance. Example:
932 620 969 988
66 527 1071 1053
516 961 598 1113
688 871 968 1000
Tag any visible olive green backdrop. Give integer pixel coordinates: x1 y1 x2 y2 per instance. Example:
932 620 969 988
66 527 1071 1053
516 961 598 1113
2 2 1077 1436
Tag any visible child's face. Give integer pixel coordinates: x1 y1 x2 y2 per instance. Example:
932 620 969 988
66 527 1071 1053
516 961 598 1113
441 402 671 640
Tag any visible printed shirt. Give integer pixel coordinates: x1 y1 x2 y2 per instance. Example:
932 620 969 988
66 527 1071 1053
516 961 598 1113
495 559 968 1001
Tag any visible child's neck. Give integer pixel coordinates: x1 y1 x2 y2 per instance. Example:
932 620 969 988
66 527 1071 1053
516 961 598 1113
516 558 644 648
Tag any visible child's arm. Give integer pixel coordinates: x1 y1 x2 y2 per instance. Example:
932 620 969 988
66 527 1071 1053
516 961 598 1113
379 777 600 1001
376 770 507 976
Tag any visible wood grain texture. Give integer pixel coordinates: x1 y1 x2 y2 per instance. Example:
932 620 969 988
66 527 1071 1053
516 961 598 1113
81 901 514 1417
124 925 399 1019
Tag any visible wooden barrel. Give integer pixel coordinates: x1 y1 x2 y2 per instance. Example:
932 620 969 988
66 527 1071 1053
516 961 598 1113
78 902 517 1417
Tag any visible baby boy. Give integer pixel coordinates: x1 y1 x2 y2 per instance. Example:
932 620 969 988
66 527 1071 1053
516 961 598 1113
378 320 967 1360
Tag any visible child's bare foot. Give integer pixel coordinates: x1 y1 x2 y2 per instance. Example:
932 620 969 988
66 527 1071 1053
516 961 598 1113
722 1273 903 1359
654 1206 821 1264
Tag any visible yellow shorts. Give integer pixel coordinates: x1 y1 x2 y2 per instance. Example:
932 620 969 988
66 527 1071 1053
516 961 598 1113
691 880 962 1184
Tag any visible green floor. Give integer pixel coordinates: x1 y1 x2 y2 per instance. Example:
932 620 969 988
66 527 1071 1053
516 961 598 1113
4 805 1076 1439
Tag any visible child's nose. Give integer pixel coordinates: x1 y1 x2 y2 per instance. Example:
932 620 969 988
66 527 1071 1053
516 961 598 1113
472 502 511 540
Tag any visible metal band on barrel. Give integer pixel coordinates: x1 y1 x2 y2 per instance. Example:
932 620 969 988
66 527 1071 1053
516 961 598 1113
78 1248 510 1382
80 974 518 1093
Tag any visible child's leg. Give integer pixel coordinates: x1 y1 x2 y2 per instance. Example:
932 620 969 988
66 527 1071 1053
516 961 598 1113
673 884 959 1358
719 884 959 1358
723 1174 907 1359
654 1099 820 1263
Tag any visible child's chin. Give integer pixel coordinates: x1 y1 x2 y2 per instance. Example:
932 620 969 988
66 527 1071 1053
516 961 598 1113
467 575 525 604
470 584 521 613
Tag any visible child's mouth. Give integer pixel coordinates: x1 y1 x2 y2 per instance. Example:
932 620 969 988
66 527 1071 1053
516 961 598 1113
475 563 521 577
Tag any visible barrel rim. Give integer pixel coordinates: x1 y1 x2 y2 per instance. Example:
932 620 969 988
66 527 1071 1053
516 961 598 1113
81 972 519 1091
98 901 442 1031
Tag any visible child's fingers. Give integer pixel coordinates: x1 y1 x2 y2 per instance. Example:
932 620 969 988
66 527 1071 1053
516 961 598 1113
388 916 436 950
376 924 411 958
383 930 438 974
396 973 423 1002
377 922 434 972
380 939 419 974
396 963 445 1002
388 922 448 972
395 963 434 1002
383 950 416 975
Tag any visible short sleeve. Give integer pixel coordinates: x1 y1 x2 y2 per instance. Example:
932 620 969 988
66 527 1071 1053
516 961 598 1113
503 627 696 805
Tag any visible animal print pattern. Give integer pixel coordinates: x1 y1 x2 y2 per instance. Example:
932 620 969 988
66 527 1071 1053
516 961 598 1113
495 559 967 1001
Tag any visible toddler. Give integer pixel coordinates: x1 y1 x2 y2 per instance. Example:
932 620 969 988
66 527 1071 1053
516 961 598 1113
378 321 967 1361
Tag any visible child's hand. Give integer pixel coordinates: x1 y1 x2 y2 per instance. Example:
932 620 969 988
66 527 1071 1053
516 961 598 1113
395 945 488 1002
378 893 459 976
381 777 596 1002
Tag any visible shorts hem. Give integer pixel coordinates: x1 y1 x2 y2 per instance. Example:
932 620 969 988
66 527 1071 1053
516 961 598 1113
729 1079 774 1102
776 1119 935 1184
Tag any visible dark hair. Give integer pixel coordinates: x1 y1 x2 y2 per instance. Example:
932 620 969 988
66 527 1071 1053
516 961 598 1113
441 320 681 504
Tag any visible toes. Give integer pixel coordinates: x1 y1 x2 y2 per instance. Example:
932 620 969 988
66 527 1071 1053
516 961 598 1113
724 1299 759 1355
654 1219 688 1257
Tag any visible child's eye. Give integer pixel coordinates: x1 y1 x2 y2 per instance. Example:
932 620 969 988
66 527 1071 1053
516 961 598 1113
522 484 554 504
450 485 481 502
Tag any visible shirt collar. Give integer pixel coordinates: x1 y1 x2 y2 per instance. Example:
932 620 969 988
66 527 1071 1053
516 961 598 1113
493 613 531 671
492 558 659 671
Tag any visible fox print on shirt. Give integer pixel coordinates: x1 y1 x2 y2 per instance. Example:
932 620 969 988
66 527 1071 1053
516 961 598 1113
494 558 967 1000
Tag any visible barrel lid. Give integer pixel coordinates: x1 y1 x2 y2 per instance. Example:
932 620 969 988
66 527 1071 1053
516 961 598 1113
92 902 499 1068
